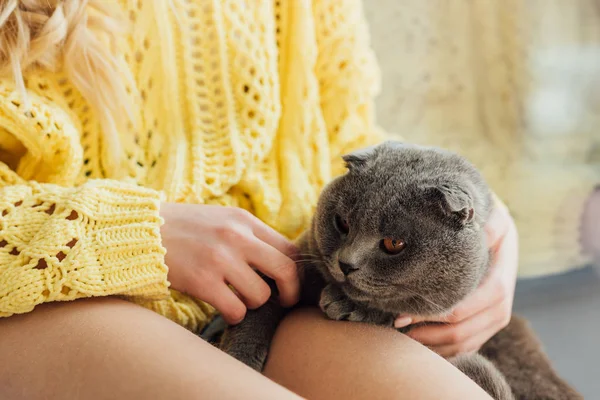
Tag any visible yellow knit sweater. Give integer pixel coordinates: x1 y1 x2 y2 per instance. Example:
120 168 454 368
0 0 383 331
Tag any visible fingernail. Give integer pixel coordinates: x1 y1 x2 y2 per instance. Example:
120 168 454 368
394 316 412 328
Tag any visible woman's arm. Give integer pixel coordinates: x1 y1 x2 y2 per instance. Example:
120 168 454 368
0 78 170 317
0 171 170 317
0 97 301 326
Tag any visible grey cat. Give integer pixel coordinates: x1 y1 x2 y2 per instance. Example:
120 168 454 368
220 141 581 400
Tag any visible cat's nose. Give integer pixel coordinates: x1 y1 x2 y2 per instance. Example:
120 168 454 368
339 260 358 276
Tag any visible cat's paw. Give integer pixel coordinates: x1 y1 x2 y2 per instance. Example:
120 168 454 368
353 308 395 326
319 284 355 321
346 307 369 322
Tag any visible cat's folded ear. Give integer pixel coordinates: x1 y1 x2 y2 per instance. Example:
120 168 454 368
342 145 378 171
424 183 475 225
342 140 405 172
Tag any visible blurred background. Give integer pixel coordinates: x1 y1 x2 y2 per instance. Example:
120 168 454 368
364 1 599 397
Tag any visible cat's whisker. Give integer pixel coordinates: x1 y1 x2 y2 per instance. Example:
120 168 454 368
294 253 321 257
406 303 421 320
391 285 450 316
356 279 449 316
293 254 325 263
294 259 323 265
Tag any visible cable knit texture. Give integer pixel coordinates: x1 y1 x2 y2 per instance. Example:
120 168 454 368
0 0 384 331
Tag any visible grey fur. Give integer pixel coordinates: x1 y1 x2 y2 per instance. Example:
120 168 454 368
219 141 579 400
309 141 492 318
452 354 514 400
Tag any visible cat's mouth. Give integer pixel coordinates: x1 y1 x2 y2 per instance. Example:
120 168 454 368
321 259 449 314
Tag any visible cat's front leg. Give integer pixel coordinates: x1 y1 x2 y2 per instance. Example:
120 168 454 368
347 306 395 327
220 277 286 372
220 300 284 372
319 284 355 320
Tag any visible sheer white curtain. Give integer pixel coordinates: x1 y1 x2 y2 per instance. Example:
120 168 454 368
365 0 600 276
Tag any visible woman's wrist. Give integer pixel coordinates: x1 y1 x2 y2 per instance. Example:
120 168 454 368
581 188 600 262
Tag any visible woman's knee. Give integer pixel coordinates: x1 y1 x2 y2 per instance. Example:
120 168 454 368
264 307 492 400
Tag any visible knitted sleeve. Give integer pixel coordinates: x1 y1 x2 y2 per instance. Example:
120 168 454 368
0 171 170 317
313 0 388 176
0 85 169 318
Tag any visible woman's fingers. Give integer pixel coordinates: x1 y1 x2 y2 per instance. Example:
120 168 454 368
224 261 272 310
398 269 504 327
201 281 248 325
160 204 301 323
244 236 300 308
244 210 299 258
222 209 300 307
407 300 507 348
431 323 501 358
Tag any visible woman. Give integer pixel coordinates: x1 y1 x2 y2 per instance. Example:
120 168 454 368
0 1 516 398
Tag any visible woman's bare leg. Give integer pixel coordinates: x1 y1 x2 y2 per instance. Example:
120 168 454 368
1 300 492 400
264 308 492 400
0 298 300 400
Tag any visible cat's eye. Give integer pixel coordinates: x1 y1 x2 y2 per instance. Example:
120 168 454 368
381 238 406 255
334 214 349 234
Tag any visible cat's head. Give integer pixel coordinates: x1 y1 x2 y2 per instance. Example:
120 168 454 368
311 141 493 317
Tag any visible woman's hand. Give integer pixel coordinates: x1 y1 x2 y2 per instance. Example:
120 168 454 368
395 201 519 357
160 203 299 325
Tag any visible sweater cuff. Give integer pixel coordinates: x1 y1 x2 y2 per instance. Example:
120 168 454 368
67 180 170 299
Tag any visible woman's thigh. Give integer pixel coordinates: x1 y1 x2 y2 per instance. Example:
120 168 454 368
0 297 299 400
264 308 492 400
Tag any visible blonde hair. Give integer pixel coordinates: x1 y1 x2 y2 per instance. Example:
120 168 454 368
0 0 134 156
